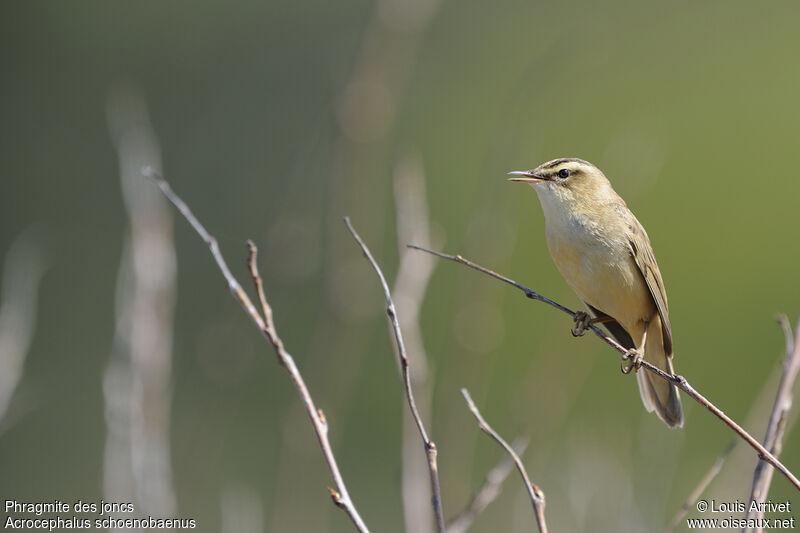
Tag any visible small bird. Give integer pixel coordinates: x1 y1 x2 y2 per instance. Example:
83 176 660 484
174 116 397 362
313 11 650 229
508 158 683 428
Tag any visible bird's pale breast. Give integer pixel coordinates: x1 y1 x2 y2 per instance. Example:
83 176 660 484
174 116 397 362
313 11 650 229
542 204 655 335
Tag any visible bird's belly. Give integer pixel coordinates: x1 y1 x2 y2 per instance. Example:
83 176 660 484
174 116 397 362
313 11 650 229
546 227 654 329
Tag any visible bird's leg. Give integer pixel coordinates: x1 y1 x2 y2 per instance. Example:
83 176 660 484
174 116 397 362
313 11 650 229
621 320 648 375
571 311 613 337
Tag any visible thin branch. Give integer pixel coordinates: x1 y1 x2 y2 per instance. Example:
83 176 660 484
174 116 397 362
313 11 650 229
460 389 547 533
744 315 800 529
344 217 446 533
145 169 369 533
245 241 273 330
664 440 736 533
446 436 530 533
409 244 800 492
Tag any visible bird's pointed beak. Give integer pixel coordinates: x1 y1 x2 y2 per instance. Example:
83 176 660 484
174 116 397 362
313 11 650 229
507 170 547 183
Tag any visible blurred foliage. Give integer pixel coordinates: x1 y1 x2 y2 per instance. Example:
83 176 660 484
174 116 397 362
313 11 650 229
2 1 800 531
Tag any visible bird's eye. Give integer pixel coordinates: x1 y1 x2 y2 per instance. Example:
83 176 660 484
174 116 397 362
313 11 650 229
558 168 570 179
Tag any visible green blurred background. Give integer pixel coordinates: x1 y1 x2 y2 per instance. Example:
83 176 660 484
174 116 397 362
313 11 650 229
2 1 800 531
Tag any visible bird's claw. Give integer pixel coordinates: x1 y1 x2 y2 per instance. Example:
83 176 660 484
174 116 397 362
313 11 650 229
571 311 592 337
621 349 643 375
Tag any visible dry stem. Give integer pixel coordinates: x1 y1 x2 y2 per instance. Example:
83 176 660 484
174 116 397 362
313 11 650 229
409 244 800 492
145 169 369 533
744 315 800 529
460 389 547 533
344 217 446 533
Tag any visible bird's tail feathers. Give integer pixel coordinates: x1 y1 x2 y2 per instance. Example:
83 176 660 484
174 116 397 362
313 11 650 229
637 316 683 428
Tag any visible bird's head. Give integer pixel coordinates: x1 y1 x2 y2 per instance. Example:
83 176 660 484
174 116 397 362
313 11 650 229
508 158 615 208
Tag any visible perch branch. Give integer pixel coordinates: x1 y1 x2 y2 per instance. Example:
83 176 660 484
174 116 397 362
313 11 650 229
145 168 369 533
461 389 547 533
446 436 530 533
409 244 800 492
344 218 446 533
744 315 800 528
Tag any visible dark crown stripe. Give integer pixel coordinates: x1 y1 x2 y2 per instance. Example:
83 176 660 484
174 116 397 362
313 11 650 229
543 157 594 169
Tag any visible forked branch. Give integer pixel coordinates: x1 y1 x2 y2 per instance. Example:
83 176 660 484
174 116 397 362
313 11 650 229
145 169 369 532
409 244 800 492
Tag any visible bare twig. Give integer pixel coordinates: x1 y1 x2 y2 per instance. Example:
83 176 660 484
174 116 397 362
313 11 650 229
344 217 446 533
145 169 369 533
664 441 736 533
460 389 547 533
392 154 438 533
409 244 800 492
446 436 530 533
744 315 800 529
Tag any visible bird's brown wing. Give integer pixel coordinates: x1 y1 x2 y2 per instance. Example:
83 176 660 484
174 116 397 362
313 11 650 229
627 216 673 355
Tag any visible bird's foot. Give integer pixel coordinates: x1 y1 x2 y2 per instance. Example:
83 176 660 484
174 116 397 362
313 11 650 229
571 311 592 337
621 349 643 375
